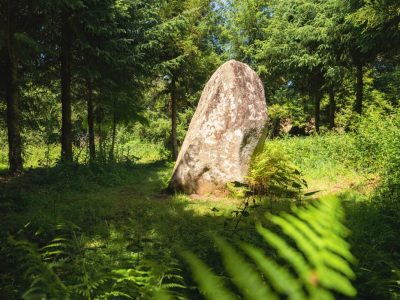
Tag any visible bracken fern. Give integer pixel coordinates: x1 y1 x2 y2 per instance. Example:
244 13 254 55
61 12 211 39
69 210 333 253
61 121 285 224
247 144 307 197
8 222 187 299
184 197 356 300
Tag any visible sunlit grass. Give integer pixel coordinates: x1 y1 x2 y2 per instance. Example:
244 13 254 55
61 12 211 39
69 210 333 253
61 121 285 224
267 134 379 198
0 135 396 299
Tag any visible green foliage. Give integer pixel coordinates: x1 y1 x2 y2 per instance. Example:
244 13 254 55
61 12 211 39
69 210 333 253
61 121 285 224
226 181 250 199
344 199 400 299
6 221 187 300
1 1 400 299
2 122 400 299
351 109 400 173
185 197 356 299
8 234 69 299
132 109 192 157
263 109 400 299
268 108 400 179
346 110 400 299
247 144 307 197
217 0 269 62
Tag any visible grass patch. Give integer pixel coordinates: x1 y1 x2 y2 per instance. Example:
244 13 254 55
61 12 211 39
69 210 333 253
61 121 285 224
267 134 377 196
1 111 400 298
1 160 283 299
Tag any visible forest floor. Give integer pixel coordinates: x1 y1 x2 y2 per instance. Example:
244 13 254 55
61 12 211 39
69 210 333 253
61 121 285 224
0 142 396 299
0 158 371 235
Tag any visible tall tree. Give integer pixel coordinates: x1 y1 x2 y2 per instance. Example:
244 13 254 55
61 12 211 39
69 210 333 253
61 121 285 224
86 78 95 160
0 0 42 173
250 0 339 132
217 0 269 63
156 0 221 159
60 6 73 161
2 0 23 173
340 0 398 115
75 0 159 161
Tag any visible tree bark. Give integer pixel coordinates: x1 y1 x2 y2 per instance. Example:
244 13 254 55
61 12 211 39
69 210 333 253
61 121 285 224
170 76 178 160
109 99 117 161
98 119 104 161
355 63 363 114
5 1 23 174
87 79 95 161
60 10 73 161
328 87 336 129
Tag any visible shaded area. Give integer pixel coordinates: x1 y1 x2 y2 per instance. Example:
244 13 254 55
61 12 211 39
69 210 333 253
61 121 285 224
0 160 288 299
0 160 399 299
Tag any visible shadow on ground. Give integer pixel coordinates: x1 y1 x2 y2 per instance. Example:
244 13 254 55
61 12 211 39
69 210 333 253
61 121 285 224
1 160 398 299
1 160 288 299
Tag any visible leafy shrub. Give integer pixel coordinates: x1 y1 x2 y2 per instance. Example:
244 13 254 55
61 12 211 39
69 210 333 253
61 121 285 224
184 197 356 299
247 144 307 197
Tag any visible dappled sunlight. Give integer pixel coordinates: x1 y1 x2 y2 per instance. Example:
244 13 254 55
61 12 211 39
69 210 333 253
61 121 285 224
1 149 399 298
0 0 399 296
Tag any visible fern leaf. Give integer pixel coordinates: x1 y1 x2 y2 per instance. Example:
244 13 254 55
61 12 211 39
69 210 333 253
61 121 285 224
160 283 187 289
183 252 236 300
186 197 356 299
215 238 279 300
318 267 357 296
240 243 307 300
268 213 321 267
256 224 312 283
321 251 355 278
95 291 133 299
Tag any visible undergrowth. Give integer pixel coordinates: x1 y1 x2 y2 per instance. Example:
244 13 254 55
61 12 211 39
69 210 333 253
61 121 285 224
0 110 399 299
185 197 356 300
4 222 186 299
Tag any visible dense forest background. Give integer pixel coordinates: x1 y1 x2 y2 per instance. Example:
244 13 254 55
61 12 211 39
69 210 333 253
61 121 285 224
1 0 399 299
1 0 399 170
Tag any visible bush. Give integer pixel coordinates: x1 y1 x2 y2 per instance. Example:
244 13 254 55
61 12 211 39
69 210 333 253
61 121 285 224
247 144 306 197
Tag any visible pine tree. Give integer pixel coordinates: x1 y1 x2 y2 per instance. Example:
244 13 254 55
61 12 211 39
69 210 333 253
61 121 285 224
155 0 221 159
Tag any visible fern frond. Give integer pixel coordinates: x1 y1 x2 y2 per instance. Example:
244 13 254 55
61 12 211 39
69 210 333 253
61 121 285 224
160 283 187 289
8 236 69 300
183 252 236 300
240 243 306 300
185 197 357 299
215 238 279 300
256 224 312 285
94 291 133 299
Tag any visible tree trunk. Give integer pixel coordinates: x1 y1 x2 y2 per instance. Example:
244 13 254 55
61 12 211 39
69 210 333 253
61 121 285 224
5 1 23 174
87 79 95 161
98 120 104 161
328 87 336 129
314 88 322 133
170 76 178 160
109 99 117 161
355 63 363 114
60 10 73 161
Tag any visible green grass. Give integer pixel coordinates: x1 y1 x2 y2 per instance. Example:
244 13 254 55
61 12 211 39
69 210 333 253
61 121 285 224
0 138 167 172
267 134 379 197
1 113 400 299
1 160 281 298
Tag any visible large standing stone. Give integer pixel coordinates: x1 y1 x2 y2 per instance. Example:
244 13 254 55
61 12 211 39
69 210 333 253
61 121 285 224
168 60 268 195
